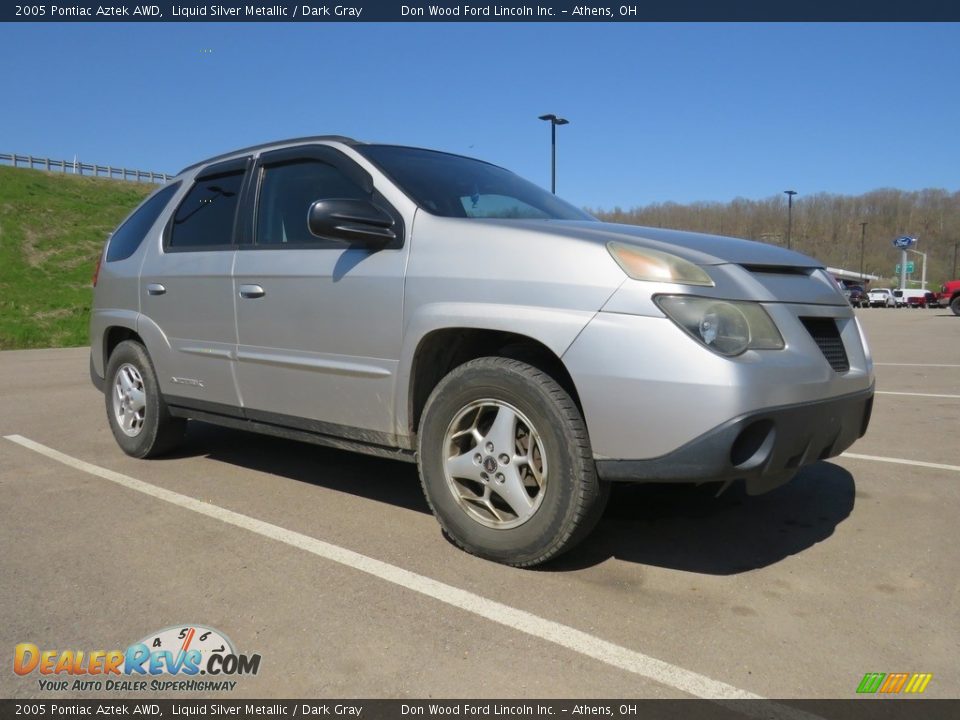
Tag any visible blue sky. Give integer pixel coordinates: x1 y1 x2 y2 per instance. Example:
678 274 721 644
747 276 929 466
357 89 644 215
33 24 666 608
2 22 958 209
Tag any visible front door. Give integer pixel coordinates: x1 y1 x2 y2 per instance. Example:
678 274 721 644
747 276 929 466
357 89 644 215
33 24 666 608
233 146 407 443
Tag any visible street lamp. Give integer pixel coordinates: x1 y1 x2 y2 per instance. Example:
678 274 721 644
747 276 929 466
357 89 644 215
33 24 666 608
784 190 797 250
538 113 569 194
859 221 867 281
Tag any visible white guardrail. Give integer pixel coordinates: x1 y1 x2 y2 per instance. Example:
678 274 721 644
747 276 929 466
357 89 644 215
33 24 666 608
0 152 170 183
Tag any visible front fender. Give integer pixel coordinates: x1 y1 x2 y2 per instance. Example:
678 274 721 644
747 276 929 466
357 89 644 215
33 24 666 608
392 302 599 442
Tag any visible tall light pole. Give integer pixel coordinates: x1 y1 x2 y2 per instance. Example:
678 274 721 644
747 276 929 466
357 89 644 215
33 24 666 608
784 190 797 250
538 113 569 194
859 221 867 281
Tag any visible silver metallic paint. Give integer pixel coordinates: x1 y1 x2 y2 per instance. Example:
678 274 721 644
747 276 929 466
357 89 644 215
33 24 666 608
91 138 874 468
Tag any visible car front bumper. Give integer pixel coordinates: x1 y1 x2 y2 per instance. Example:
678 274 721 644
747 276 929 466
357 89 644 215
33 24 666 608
561 306 874 493
594 386 873 494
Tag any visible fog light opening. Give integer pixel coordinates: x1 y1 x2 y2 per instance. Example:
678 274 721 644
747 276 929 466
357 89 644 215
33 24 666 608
730 419 775 469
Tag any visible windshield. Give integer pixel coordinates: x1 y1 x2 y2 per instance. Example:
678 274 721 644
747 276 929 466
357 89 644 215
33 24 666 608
357 145 593 221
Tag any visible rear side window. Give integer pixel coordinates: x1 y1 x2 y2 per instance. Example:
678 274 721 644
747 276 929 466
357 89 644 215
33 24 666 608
106 182 181 262
256 160 368 245
169 170 244 249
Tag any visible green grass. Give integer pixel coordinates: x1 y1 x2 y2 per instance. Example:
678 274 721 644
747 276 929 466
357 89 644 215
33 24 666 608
0 166 153 349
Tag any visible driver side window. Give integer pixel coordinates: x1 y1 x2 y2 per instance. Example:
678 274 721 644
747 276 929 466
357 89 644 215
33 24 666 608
255 159 368 246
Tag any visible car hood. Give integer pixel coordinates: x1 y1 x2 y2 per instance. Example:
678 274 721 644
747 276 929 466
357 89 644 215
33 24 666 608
477 219 823 269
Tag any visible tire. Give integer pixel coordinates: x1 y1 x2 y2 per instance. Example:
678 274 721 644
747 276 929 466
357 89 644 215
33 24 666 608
417 357 609 567
104 340 186 458
952 297 960 316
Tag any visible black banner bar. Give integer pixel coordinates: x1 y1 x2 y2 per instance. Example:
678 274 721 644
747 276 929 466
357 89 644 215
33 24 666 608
3 1 960 23
1 700 958 720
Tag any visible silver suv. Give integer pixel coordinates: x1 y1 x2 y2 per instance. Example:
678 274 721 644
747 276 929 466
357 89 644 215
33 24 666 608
91 136 875 566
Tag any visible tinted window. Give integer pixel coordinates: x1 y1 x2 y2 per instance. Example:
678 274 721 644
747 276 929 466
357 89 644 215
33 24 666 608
357 145 592 221
256 159 368 245
106 182 181 262
459 193 550 219
169 171 244 248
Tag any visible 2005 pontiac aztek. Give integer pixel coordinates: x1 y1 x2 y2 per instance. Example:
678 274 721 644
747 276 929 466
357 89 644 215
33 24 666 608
90 136 875 566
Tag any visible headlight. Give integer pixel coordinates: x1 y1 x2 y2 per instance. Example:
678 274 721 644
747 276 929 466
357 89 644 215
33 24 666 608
607 242 714 287
655 296 784 356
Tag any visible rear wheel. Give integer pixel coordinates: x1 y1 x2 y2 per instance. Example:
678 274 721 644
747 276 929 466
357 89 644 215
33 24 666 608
417 357 609 567
951 296 960 316
105 340 185 458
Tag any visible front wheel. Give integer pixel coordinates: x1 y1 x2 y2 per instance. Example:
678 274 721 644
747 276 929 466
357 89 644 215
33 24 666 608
951 297 960 316
105 340 186 458
417 357 609 567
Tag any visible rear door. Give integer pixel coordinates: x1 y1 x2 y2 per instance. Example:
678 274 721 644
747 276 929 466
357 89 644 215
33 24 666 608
232 145 407 443
139 157 248 412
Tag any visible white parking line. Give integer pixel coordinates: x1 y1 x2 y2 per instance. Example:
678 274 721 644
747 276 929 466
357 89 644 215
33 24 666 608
841 452 960 473
874 363 960 368
7 433 800 711
876 390 960 399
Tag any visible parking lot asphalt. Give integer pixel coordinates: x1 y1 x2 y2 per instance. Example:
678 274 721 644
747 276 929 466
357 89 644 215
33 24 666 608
1 308 957 700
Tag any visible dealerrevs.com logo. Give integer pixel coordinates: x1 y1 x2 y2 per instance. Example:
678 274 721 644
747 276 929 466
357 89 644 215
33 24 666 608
14 625 261 692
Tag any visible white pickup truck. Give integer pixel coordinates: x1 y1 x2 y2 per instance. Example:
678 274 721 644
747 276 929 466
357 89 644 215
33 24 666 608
867 288 896 307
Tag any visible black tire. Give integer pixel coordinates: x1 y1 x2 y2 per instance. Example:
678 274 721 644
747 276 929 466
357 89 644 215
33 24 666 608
104 340 186 458
951 296 960 316
417 357 609 567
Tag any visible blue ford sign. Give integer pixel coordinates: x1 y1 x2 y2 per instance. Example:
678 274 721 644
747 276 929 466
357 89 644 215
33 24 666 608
893 236 917 249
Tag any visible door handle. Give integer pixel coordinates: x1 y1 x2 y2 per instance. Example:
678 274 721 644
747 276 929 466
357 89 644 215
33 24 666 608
146 283 166 296
239 284 266 299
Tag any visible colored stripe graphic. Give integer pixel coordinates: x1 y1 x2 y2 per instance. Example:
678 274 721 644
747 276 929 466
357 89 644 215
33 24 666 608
903 673 933 694
879 672 910 693
857 673 885 694
857 671 932 694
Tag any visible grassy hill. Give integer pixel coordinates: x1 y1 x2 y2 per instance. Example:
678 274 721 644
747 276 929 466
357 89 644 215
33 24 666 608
0 166 153 349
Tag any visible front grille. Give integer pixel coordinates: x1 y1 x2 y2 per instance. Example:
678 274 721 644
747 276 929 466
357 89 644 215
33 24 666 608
799 317 849 372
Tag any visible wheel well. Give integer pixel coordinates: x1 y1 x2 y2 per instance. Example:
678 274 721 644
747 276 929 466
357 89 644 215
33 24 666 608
408 329 583 437
104 327 143 363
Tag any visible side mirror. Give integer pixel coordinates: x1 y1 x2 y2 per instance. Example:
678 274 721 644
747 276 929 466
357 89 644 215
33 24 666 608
307 198 396 247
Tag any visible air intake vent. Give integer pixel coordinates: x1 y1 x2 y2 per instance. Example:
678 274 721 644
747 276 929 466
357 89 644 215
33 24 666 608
800 317 849 372
740 264 812 276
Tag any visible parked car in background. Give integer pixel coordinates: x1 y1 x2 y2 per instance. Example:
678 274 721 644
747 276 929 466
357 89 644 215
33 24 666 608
843 285 865 308
906 292 938 308
895 288 929 307
88 136 876 566
939 280 960 315
867 288 896 307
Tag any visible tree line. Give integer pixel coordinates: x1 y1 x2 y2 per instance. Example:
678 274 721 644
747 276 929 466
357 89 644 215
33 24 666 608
591 188 960 287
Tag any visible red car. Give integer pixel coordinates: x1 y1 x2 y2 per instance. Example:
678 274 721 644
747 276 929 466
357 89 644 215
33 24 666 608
939 280 960 315
907 292 938 308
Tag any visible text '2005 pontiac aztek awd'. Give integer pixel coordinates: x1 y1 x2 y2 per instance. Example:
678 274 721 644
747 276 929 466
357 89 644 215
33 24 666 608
90 137 874 566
